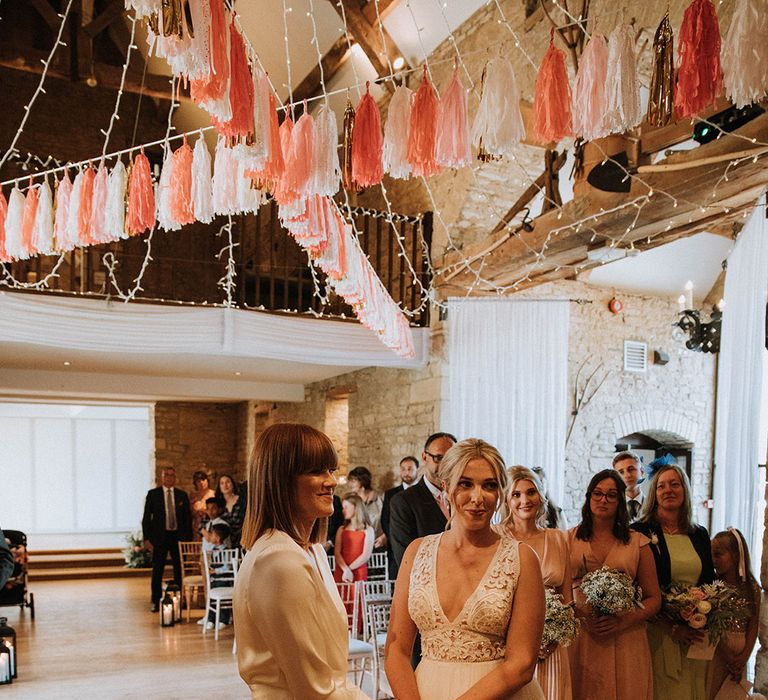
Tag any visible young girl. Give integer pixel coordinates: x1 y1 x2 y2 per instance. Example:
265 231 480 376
333 492 374 583
707 528 762 700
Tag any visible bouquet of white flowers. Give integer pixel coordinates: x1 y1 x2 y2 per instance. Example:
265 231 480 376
124 531 152 568
542 589 580 647
579 566 644 617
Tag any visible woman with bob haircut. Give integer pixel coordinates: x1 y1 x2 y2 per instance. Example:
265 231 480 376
386 438 545 700
498 466 573 700
233 423 370 700
632 463 715 700
568 469 660 700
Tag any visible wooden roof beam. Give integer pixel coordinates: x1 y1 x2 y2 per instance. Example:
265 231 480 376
290 34 353 109
361 0 399 26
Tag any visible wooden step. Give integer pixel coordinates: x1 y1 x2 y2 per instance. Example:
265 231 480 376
29 566 152 581
30 552 127 569
32 547 124 556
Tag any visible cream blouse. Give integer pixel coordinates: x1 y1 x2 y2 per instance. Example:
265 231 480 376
233 529 370 700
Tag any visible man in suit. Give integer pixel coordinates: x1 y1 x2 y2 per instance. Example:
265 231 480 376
389 432 457 575
142 467 192 611
613 451 645 522
380 455 420 580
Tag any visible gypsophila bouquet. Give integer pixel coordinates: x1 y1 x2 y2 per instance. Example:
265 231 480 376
542 589 580 647
580 566 644 617
661 581 750 646
124 531 152 568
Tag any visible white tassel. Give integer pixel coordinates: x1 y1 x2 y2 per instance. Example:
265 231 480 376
236 159 263 214
251 64 272 169
213 137 239 215
124 0 160 19
105 160 128 241
309 105 340 196
91 163 109 242
4 187 25 260
572 32 610 141
53 174 72 252
32 180 55 254
722 0 768 108
192 136 214 223
156 148 181 231
65 169 84 250
471 58 525 157
383 85 412 179
605 25 642 134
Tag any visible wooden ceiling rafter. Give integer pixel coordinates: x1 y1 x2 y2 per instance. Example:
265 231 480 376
360 0 399 26
289 34 354 112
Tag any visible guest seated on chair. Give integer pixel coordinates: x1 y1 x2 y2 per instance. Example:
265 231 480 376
201 523 234 630
200 497 228 550
217 473 245 548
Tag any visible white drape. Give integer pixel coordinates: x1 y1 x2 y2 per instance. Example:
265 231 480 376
711 205 768 548
0 292 429 368
446 298 569 505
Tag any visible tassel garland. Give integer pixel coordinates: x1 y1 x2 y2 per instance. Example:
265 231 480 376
407 67 440 178
674 0 723 118
32 179 55 254
605 25 642 133
127 150 156 235
435 68 471 169
572 32 610 141
170 137 195 225
310 105 340 196
352 82 384 187
647 13 675 127
383 84 412 179
105 160 128 241
533 33 572 143
192 136 214 223
722 0 768 107
472 58 525 159
341 99 356 191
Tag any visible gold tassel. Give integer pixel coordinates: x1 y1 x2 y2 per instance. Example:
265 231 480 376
647 13 674 127
342 97 358 191
161 0 184 39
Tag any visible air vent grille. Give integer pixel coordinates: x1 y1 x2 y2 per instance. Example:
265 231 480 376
624 340 648 373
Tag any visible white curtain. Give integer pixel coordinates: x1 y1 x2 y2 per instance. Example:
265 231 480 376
711 204 768 548
446 298 569 504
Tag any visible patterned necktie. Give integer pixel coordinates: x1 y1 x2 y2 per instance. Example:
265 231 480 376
628 500 639 521
436 492 450 520
165 488 177 530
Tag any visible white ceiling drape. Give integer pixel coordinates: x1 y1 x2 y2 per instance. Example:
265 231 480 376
711 204 768 549
446 298 570 506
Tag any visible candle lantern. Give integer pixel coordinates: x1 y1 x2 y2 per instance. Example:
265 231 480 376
164 582 182 623
0 618 16 679
0 643 11 685
160 591 175 627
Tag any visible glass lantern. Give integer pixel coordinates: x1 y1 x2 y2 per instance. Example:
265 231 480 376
164 582 182 623
0 618 16 679
160 591 175 627
0 643 10 685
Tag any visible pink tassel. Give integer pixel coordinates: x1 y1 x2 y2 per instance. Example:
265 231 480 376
572 32 610 141
250 94 284 192
0 189 7 261
127 150 155 235
213 21 254 138
407 66 441 177
170 137 195 225
190 2 230 116
383 85 412 179
675 0 723 118
53 173 72 251
21 182 39 257
273 117 298 205
533 32 573 143
285 108 315 195
91 162 109 242
252 65 272 167
77 166 96 244
352 82 384 187
435 68 471 169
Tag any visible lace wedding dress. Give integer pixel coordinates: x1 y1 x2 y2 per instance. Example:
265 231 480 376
408 534 544 700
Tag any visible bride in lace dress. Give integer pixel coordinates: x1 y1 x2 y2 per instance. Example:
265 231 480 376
385 438 545 700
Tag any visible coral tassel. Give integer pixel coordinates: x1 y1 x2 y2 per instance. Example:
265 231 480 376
0 189 7 261
4 187 25 260
53 173 73 251
21 182 39 257
675 0 723 118
407 66 441 178
273 117 298 205
77 166 96 245
722 0 768 107
127 150 155 235
253 94 284 190
533 33 572 143
285 108 315 195
32 179 55 254
572 32 609 141
213 21 254 138
170 137 195 225
352 82 384 187
435 68 471 169
190 1 231 120
383 84 412 179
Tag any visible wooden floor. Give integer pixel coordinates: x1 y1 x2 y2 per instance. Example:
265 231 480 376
5 577 247 699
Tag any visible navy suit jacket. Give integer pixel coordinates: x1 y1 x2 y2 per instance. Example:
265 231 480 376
142 487 193 545
389 479 446 577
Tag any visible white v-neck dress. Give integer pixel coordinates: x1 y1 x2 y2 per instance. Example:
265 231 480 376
408 533 544 700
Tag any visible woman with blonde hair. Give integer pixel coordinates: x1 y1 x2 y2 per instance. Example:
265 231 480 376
498 467 572 700
233 423 370 699
386 438 545 700
333 491 374 584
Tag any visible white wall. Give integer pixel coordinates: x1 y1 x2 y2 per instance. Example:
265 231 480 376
0 402 153 550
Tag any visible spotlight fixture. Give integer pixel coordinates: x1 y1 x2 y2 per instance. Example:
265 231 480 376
392 56 405 71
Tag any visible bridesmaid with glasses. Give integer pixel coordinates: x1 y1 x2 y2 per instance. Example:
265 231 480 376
568 469 661 700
